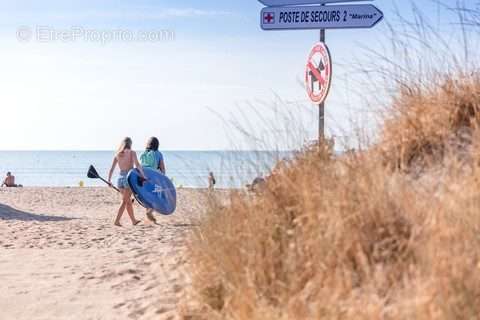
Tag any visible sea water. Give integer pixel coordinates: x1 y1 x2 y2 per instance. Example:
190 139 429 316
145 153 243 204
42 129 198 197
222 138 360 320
0 151 286 188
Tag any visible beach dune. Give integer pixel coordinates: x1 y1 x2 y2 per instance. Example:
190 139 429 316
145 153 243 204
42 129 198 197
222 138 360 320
0 187 205 320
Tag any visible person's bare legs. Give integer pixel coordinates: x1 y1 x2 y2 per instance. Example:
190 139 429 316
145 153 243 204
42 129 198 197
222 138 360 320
114 189 128 226
124 189 141 225
146 208 157 224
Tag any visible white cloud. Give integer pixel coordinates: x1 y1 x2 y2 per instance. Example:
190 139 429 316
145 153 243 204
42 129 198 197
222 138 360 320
80 8 233 20
155 8 232 18
0 8 232 24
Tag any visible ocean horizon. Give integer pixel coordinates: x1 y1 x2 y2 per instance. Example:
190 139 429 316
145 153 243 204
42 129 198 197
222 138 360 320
0 150 287 188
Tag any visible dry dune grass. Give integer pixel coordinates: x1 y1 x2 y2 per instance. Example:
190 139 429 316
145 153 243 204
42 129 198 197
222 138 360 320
186 74 480 319
379 75 480 172
185 4 480 319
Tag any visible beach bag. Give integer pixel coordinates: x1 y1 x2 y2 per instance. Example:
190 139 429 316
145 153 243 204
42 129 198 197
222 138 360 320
140 151 157 169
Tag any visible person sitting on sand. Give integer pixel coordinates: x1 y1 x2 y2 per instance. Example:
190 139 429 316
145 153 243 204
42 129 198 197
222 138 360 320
247 176 266 192
1 172 22 188
108 137 146 227
140 137 166 224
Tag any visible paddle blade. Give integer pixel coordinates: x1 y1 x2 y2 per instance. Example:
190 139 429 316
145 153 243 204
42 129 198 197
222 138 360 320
87 165 100 179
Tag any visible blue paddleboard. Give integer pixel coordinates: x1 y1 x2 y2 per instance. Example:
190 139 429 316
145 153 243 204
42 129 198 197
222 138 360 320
127 168 177 215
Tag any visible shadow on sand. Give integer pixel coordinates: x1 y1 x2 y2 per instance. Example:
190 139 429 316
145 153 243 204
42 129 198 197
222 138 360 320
0 203 75 222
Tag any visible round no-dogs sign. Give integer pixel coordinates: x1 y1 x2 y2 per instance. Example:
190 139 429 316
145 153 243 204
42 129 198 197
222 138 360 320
305 42 332 104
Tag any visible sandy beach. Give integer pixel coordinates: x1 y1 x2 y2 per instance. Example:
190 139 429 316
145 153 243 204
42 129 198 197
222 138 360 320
0 187 207 320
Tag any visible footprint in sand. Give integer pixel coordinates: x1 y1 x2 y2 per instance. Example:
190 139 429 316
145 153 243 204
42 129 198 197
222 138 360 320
172 284 183 293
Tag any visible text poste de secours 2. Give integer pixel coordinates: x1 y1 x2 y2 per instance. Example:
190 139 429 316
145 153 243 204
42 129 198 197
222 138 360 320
279 10 347 24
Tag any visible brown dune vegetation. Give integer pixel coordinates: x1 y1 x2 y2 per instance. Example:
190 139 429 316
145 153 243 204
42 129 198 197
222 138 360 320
185 3 480 319
186 73 480 319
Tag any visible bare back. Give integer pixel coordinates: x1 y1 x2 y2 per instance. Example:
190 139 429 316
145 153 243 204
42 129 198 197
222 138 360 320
108 147 144 190
4 175 15 186
116 150 135 172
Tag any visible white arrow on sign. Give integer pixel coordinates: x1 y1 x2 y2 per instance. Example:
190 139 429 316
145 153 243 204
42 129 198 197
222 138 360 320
259 0 373 7
261 4 383 30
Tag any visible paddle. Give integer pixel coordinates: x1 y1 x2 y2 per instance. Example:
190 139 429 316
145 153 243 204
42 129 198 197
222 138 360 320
87 165 121 192
87 165 141 205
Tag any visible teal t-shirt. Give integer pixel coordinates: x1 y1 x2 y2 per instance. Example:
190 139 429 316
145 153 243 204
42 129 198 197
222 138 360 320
140 150 164 169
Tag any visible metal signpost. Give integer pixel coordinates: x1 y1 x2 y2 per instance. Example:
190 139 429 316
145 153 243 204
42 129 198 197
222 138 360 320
259 0 383 141
319 28 326 140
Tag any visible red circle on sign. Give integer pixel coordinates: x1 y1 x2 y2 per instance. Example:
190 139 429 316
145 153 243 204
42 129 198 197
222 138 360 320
305 42 332 104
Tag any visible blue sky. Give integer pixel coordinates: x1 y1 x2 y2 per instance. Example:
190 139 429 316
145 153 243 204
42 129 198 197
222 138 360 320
0 0 474 150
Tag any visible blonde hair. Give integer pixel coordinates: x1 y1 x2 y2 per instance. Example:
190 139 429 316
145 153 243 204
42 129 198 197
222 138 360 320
117 137 132 156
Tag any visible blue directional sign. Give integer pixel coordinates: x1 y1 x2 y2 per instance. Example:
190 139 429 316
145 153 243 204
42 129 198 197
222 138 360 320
261 4 383 30
258 0 372 6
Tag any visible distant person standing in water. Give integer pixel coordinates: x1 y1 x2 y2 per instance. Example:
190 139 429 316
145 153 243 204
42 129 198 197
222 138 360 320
1 172 22 187
208 172 216 190
140 137 166 224
108 137 146 227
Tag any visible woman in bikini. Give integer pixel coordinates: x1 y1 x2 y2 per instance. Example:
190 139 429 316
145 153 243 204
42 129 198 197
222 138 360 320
108 137 146 227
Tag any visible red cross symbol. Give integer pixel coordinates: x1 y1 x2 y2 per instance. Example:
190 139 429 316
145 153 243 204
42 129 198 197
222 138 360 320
263 12 275 24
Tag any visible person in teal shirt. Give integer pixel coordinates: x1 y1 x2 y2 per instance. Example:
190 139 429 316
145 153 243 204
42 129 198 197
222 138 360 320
140 137 166 223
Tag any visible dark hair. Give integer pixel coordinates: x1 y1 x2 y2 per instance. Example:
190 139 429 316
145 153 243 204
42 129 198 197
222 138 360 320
6 172 11 176
146 137 159 151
